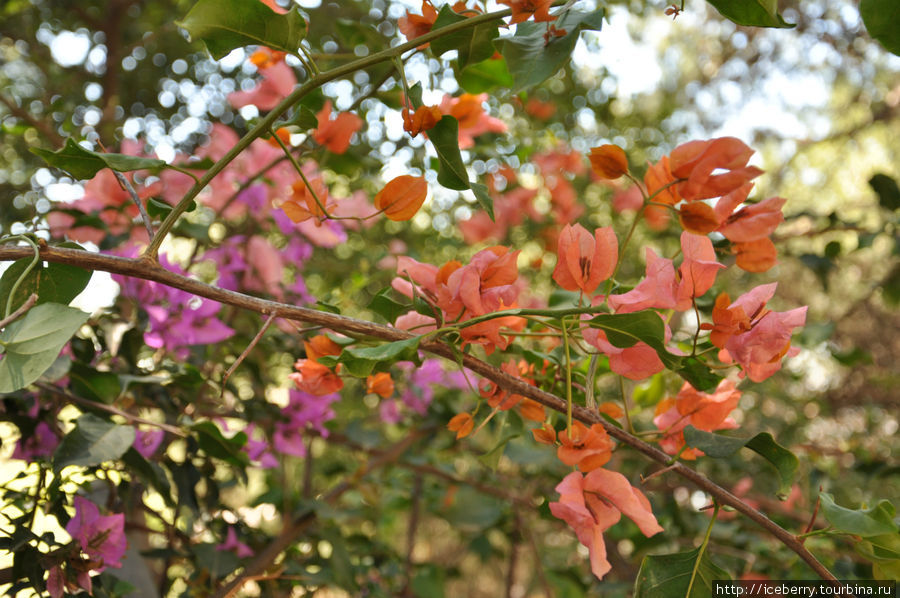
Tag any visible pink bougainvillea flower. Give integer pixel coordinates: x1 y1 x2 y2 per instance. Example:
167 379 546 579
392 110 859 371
228 61 296 111
439 93 507 149
669 137 764 201
66 496 126 571
676 232 725 308
133 428 165 459
312 100 363 154
552 223 618 295
608 248 679 313
702 284 807 381
714 185 786 243
217 526 254 558
653 379 742 459
550 470 663 579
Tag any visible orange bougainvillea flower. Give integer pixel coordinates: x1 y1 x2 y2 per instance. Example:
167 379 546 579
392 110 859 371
518 398 546 422
366 372 395 398
552 223 618 295
312 100 363 154
402 105 442 137
669 137 764 201
644 155 682 206
557 421 614 472
734 238 778 273
678 201 720 235
374 175 428 221
597 401 624 419
398 0 438 46
525 97 556 120
499 0 555 23
533 422 557 445
250 48 286 69
289 359 344 395
282 177 330 223
589 145 629 179
447 412 475 439
653 380 742 459
304 334 342 361
266 126 292 149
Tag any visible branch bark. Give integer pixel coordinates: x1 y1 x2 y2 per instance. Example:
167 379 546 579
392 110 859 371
0 243 838 583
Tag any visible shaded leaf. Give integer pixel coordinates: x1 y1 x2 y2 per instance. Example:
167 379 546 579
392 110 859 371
430 5 499 68
177 0 308 59
683 426 798 498
53 413 136 471
705 0 794 28
457 56 513 93
860 0 900 55
0 303 89 393
31 138 166 180
820 493 898 537
192 421 249 470
0 244 92 309
634 547 731 598
367 288 409 325
500 8 604 92
869 173 900 210
338 336 422 377
429 115 470 191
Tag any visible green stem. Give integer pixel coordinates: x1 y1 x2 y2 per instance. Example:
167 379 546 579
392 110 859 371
686 502 719 598
619 376 633 434
269 127 330 220
146 6 513 259
561 315 573 433
3 235 40 318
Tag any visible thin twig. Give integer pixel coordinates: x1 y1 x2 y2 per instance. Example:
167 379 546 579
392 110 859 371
0 293 38 329
36 382 186 437
221 313 276 394
112 171 155 241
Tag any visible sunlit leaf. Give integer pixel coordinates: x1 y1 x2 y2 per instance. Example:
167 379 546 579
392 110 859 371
337 336 422 377
31 138 166 180
0 303 89 393
500 8 604 92
53 413 136 471
177 0 308 59
430 5 499 68
860 0 900 55
704 0 794 28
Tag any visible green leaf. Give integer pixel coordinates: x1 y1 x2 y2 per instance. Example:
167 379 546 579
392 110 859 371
0 245 92 309
177 0 309 59
860 0 900 55
430 5 499 68
500 8 604 93
704 0 794 28
31 138 166 180
457 56 513 93
52 413 136 471
69 362 122 404
426 116 495 219
0 303 89 393
284 105 319 130
634 547 731 598
338 336 422 377
588 311 681 369
683 427 798 498
367 288 409 324
820 493 898 537
192 421 249 469
121 448 174 507
675 356 722 392
429 115 470 190
869 173 900 210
